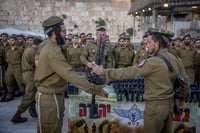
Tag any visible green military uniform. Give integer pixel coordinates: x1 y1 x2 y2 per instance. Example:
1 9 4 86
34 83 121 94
0 46 6 101
114 46 135 68
18 46 38 112
63 44 85 72
35 40 103 132
133 45 148 65
100 49 189 133
80 41 113 68
176 46 197 84
35 39 48 62
194 51 200 87
5 45 25 95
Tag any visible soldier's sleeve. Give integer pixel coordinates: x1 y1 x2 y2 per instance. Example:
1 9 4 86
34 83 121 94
105 48 113 68
113 47 120 68
101 59 153 83
193 50 200 66
178 57 190 101
80 46 89 65
48 47 102 96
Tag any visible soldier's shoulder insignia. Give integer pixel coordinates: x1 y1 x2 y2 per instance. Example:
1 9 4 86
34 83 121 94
137 59 146 67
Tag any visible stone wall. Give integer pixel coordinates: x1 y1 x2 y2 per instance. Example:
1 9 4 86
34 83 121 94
0 0 133 41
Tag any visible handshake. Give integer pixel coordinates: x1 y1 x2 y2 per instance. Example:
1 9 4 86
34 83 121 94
90 64 108 98
91 64 104 75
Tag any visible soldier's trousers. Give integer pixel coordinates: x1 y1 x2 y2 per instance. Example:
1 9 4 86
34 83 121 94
6 64 25 93
18 71 36 112
0 66 6 93
144 98 174 133
36 91 65 133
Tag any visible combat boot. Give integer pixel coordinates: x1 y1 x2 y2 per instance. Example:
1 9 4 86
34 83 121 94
11 110 27 123
28 104 38 118
5 93 14 102
0 92 6 102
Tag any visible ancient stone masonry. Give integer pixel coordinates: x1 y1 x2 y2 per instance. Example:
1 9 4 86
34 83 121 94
0 0 133 41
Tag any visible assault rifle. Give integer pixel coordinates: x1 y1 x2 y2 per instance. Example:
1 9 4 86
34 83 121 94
87 36 105 118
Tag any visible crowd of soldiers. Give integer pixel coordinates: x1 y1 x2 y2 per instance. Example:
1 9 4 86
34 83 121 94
0 27 200 122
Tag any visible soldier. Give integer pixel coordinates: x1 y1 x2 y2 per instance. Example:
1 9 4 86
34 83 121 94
34 16 107 133
5 35 25 101
176 34 198 84
133 33 149 65
26 35 34 47
79 32 87 47
93 29 190 133
0 45 6 102
64 34 85 72
194 39 200 87
80 26 113 69
0 33 9 48
173 37 183 50
11 37 42 123
17 34 26 49
114 36 135 68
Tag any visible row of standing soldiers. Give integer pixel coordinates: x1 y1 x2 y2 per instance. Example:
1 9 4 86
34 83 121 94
0 32 200 103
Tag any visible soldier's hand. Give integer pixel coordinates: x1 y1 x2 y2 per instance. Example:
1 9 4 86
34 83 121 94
87 62 93 68
100 88 108 98
92 64 103 75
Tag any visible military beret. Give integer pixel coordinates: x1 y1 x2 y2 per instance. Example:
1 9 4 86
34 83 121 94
42 16 64 28
96 25 106 31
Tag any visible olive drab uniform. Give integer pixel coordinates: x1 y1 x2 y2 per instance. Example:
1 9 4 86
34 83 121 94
0 46 6 98
63 45 85 72
80 41 113 68
34 40 103 133
34 39 48 65
101 49 190 133
176 46 198 84
133 45 148 65
5 46 25 95
194 50 200 87
114 46 135 68
18 46 38 112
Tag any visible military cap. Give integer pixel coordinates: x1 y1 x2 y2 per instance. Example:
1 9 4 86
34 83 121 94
0 33 9 37
42 16 64 28
96 25 106 31
148 28 174 38
119 32 126 39
123 35 130 40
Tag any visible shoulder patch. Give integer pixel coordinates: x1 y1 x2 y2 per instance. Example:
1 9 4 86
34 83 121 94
137 59 146 67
